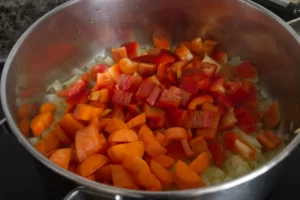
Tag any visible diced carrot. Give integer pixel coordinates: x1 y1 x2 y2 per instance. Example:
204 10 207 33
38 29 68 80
256 131 282 150
153 26 171 50
107 141 144 163
45 149 58 158
73 104 103 121
97 134 108 154
105 118 128 134
52 124 72 146
75 123 103 162
77 154 110 177
155 132 165 145
39 102 56 113
123 156 162 191
126 112 146 128
101 109 112 117
150 160 173 187
163 128 188 145
235 139 256 161
261 101 280 129
181 139 195 158
59 113 85 140
49 148 71 170
111 47 128 63
17 103 37 119
119 58 139 75
190 152 210 174
70 143 78 163
111 165 139 190
86 174 96 181
30 112 54 137
138 125 167 158
153 155 175 169
189 136 209 155
174 160 204 189
98 118 110 129
89 102 107 110
108 128 138 143
95 164 112 182
19 117 30 137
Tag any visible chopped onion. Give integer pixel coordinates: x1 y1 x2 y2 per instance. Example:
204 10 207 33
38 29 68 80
104 56 114 66
228 56 242 66
202 55 222 73
46 80 63 92
72 68 84 76
241 132 262 148
28 137 39 145
44 94 62 106
63 76 79 86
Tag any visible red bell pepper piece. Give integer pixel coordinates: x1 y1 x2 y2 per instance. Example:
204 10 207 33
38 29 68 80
148 113 166 130
211 49 228 65
146 86 162 106
143 103 165 120
201 62 217 77
96 72 115 88
145 75 162 86
127 104 142 115
208 141 227 167
108 64 122 83
89 64 109 81
65 89 90 113
210 78 225 94
118 74 134 91
179 80 198 95
169 86 191 107
111 47 128 62
180 68 207 83
109 104 125 121
222 132 241 152
234 61 258 81
166 68 177 85
187 95 214 110
218 108 237 131
57 80 87 98
156 63 169 82
235 108 257 133
122 41 139 58
166 108 187 127
156 89 181 109
214 93 233 108
112 89 133 106
136 81 156 100
196 112 220 141
197 78 212 91
184 110 214 129
138 63 157 76
132 49 177 65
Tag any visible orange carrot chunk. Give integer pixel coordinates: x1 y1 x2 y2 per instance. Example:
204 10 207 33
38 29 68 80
105 118 128 134
19 117 30 137
39 102 56 113
108 128 138 143
174 160 205 190
163 127 188 145
75 123 103 162
35 131 61 155
77 154 110 177
190 152 210 174
86 174 96 181
150 160 173 187
59 113 85 140
138 125 167 158
153 155 175 169
49 148 71 170
111 165 139 190
95 164 112 182
126 112 146 128
30 112 54 137
107 141 144 163
73 104 103 121
261 101 280 129
256 131 282 150
53 124 72 146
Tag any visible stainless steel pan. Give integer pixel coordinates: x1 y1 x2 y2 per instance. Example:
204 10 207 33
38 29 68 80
2 0 300 199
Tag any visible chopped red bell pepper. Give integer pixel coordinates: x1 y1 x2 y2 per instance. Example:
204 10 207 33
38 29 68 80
112 89 133 106
111 47 128 62
108 64 122 83
118 74 134 91
156 89 181 109
222 132 241 152
148 113 166 129
179 79 198 95
145 75 161 86
109 104 125 120
196 112 220 140
180 68 207 83
136 81 156 100
143 103 165 120
127 104 142 115
187 95 214 110
57 79 87 98
208 141 227 167
235 108 257 133
168 86 191 107
65 89 90 113
218 108 237 131
126 73 143 93
210 78 225 94
214 93 233 108
166 68 177 85
96 72 115 88
234 61 258 81
166 108 187 127
197 78 212 90
156 63 169 82
146 86 162 106
122 41 139 58
212 49 228 65
89 64 109 81
184 110 214 129
138 63 157 76
227 87 250 106
132 49 178 65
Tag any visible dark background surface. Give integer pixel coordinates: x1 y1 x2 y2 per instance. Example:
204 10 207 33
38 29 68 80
1 0 300 199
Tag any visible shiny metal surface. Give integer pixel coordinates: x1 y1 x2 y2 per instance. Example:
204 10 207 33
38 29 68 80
2 0 300 199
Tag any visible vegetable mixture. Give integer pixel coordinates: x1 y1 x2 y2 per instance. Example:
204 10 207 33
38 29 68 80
17 27 282 190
